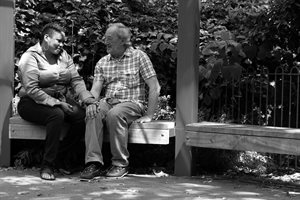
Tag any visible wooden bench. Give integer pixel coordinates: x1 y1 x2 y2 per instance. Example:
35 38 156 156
185 121 300 155
9 115 175 145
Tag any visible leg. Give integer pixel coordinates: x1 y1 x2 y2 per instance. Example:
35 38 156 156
17 96 65 180
80 99 111 179
84 99 112 165
57 97 86 172
106 102 143 167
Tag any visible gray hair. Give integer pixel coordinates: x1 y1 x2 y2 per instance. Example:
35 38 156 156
108 23 132 47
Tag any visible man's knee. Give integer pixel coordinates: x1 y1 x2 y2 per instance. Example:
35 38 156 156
106 109 123 123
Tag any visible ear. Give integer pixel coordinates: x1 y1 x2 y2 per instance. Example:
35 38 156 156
44 34 50 42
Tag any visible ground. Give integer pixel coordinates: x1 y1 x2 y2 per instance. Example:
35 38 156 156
1 167 300 200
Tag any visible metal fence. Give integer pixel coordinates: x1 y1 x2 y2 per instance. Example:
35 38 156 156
207 66 300 170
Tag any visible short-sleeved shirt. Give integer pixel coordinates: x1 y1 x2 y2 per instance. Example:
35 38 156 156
94 47 156 104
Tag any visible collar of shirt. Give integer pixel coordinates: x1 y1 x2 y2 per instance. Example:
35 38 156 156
27 42 64 63
107 47 134 61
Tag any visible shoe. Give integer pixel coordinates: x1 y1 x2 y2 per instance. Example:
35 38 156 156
80 163 103 179
106 165 129 177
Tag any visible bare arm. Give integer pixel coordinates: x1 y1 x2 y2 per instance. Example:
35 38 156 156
90 79 103 100
86 79 104 119
135 76 161 123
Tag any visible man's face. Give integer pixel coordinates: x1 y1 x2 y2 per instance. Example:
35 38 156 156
104 27 124 57
45 31 65 55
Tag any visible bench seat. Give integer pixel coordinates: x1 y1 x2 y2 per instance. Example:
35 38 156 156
185 121 300 155
9 115 175 145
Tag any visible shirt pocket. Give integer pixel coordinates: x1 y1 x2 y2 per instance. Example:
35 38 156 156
122 68 140 88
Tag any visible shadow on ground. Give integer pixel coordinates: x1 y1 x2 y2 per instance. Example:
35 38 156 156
1 167 300 200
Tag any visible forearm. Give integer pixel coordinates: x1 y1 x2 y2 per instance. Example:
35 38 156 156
90 88 101 100
146 85 161 119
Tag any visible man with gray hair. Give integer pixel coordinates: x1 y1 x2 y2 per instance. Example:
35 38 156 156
80 23 161 179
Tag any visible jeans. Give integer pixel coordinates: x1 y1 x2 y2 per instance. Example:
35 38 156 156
85 99 143 167
17 96 86 168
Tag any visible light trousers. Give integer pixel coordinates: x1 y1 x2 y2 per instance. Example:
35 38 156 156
85 99 143 167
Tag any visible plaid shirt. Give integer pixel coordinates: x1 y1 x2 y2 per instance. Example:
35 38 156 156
94 47 156 103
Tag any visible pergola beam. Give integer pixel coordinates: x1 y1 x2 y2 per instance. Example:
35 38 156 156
0 0 14 166
175 0 200 175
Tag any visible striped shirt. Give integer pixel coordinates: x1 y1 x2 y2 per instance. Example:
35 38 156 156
94 47 156 103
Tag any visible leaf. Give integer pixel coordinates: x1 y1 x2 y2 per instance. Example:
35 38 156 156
163 33 173 40
209 87 221 100
159 43 167 52
157 32 164 40
221 63 243 81
79 55 87 62
209 59 223 82
243 44 257 60
150 42 159 51
220 31 232 40
202 48 215 56
257 41 273 60
199 65 209 81
203 94 212 106
171 51 177 59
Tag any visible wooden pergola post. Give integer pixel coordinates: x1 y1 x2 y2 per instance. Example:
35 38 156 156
0 1 200 170
175 0 200 176
0 0 14 166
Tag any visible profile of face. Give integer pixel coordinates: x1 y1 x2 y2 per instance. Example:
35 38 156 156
44 31 65 55
104 27 125 57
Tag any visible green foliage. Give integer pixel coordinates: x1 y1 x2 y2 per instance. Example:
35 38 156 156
14 0 178 171
153 95 175 121
14 0 178 106
196 0 300 174
14 0 300 173
235 151 275 175
198 0 300 123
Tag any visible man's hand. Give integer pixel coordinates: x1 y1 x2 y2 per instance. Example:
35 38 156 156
84 97 97 107
86 104 99 119
134 115 152 123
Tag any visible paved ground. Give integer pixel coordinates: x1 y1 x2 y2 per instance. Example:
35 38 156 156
1 167 300 200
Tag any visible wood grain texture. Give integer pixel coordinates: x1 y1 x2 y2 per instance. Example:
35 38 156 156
9 116 175 145
186 131 300 155
186 121 300 139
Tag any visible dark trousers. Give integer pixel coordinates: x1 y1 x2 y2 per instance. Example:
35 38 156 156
17 96 86 168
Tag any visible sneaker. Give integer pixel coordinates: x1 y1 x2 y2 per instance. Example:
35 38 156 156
106 165 129 178
80 163 103 179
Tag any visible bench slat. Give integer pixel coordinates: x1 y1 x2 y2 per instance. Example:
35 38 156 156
186 131 300 155
9 116 175 145
186 122 300 140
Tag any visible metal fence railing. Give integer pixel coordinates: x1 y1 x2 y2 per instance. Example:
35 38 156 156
206 66 300 170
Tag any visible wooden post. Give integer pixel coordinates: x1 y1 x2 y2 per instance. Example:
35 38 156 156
0 0 14 166
175 0 200 176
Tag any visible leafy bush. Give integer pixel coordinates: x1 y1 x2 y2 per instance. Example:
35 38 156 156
14 0 178 108
14 0 300 174
198 0 300 123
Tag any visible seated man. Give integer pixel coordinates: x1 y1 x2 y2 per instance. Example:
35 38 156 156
80 23 161 179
